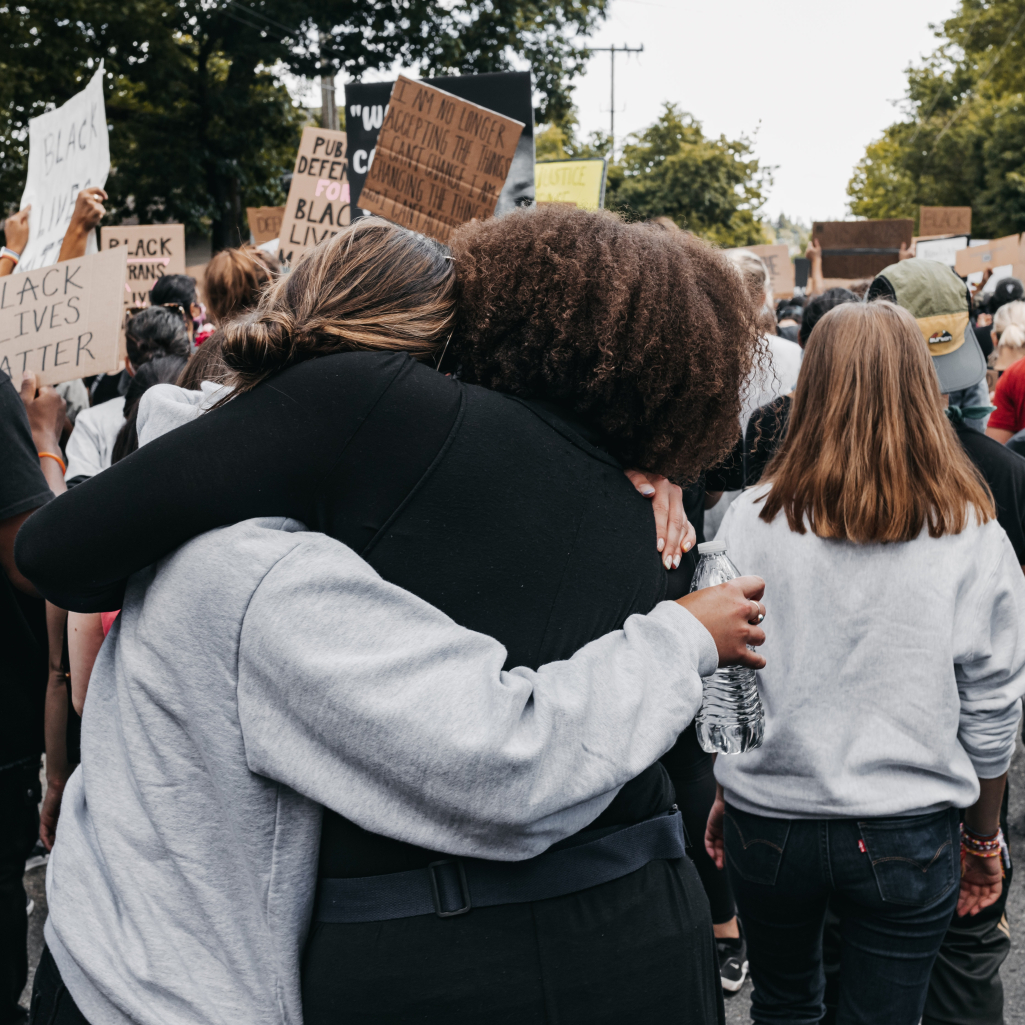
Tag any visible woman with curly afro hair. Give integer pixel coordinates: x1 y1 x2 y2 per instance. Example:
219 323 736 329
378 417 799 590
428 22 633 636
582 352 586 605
448 204 757 483
21 210 760 1025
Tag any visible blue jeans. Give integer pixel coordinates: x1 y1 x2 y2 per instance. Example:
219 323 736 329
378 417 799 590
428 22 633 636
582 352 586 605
724 804 960 1025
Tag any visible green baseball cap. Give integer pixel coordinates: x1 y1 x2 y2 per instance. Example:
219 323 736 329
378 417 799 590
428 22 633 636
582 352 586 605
867 258 986 393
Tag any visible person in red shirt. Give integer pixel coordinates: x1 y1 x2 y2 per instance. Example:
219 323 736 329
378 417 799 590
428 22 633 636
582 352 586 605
986 357 1025 443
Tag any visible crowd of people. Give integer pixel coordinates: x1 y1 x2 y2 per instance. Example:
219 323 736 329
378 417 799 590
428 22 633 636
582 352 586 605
1 185 1024 1025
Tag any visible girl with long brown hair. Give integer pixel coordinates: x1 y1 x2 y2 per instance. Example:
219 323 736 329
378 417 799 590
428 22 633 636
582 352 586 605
704 300 1025 1024
19 207 759 1024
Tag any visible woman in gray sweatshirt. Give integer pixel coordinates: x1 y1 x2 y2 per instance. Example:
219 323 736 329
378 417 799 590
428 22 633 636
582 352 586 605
704 299 1025 1025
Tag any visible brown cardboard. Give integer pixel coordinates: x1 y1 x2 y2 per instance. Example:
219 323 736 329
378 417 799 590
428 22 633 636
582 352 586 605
955 235 1020 277
812 220 914 279
919 206 972 237
247 206 285 245
360 75 525 242
99 224 186 310
0 247 127 385
730 244 794 298
186 264 209 307
278 127 350 267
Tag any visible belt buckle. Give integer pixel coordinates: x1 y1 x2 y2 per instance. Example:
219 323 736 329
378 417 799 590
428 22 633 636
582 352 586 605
428 859 471 918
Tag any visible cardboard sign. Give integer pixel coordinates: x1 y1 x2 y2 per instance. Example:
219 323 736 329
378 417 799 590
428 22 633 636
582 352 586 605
346 72 535 217
359 75 525 242
729 244 795 298
0 247 126 385
17 65 110 273
955 234 1020 277
535 159 607 210
919 206 972 237
277 127 350 267
247 206 284 245
99 224 186 309
812 220 914 279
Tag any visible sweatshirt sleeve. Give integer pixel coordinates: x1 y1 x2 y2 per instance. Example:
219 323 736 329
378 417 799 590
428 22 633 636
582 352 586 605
236 534 716 862
956 529 1025 778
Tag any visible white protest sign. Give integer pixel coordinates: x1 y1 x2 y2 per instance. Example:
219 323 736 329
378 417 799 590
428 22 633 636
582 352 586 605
17 65 110 273
0 248 126 385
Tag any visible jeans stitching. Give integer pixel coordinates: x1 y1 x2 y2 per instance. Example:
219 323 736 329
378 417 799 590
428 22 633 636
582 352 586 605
870 838 952 872
725 815 785 854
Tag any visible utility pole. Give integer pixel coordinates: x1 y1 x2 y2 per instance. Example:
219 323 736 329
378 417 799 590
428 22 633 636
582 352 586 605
319 31 338 131
589 43 643 157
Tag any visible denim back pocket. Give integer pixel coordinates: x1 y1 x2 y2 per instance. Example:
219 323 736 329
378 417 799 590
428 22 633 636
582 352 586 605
723 804 791 885
858 808 958 907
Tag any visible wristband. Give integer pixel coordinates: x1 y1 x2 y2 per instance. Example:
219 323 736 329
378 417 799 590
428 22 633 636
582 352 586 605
960 822 1006 860
38 451 66 474
0 246 20 265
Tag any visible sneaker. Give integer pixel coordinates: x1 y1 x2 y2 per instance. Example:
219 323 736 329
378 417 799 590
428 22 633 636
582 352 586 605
25 841 49 872
26 898 35 918
717 933 748 993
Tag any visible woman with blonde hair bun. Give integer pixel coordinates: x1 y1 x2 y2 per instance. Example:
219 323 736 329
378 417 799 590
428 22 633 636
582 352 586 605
704 299 1025 1024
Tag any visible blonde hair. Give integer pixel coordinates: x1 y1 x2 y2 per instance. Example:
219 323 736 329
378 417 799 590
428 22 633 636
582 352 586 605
204 246 278 325
994 299 1025 350
726 249 775 335
220 218 456 395
759 300 994 542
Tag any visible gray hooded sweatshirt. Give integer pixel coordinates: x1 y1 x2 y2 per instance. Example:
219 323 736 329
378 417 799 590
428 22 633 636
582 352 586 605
45 516 716 1025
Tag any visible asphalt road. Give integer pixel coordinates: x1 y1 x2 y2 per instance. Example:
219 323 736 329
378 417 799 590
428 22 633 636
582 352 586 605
20 743 1025 1019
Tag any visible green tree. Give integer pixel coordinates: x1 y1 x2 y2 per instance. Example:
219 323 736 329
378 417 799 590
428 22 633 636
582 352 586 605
606 103 771 246
848 0 1025 236
1 1 607 250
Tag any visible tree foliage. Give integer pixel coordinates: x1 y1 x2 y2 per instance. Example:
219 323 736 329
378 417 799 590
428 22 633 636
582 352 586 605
848 0 1025 236
1 1 607 249
606 103 770 247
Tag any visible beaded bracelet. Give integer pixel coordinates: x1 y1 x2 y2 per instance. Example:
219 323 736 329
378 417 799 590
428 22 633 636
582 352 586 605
960 822 1003 858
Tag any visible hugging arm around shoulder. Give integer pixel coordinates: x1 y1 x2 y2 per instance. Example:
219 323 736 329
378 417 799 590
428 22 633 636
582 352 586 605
236 530 717 860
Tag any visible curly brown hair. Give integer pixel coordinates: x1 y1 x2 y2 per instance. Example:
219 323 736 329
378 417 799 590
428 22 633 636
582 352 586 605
448 204 758 481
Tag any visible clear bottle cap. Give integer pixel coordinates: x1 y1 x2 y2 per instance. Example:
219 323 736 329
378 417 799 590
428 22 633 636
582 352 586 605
697 540 727 555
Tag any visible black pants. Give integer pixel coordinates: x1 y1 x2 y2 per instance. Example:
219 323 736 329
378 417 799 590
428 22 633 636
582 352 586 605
0 760 40 1025
302 856 725 1025
27 949 89 1025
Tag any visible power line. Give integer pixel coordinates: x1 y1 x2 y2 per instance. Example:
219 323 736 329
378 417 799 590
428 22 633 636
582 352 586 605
590 43 643 158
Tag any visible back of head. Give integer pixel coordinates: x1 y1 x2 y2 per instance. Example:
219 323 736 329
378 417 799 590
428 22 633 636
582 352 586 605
759 300 993 542
219 218 455 395
177 331 229 390
988 276 1024 315
205 246 279 325
993 298 1025 338
126 306 191 367
448 204 759 481
799 287 859 346
725 248 775 335
150 274 198 311
112 354 189 464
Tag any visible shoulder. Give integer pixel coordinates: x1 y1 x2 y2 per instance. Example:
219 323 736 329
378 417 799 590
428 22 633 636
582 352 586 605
996 359 1025 397
78 395 126 428
766 336 803 374
958 424 1025 486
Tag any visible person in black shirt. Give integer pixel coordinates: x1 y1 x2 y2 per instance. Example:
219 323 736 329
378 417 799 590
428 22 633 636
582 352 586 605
18 208 759 1025
0 370 65 1025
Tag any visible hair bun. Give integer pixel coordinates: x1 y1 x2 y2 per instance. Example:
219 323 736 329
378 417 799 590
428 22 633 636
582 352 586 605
220 313 295 375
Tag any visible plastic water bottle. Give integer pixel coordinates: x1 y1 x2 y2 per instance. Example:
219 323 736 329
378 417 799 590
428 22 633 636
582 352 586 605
690 540 764 755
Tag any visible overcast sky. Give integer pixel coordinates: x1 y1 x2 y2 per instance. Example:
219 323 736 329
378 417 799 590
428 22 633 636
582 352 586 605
569 0 958 225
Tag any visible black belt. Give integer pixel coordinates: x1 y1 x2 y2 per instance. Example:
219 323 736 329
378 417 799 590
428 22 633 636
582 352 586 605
315 809 686 923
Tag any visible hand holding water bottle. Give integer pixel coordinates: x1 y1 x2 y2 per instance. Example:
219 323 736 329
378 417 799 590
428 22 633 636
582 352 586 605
675 576 766 669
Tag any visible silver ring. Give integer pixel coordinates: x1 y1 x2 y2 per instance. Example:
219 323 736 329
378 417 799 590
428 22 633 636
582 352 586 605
756 613 765 624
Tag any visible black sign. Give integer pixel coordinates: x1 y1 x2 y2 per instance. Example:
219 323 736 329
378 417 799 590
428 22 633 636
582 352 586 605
345 71 534 218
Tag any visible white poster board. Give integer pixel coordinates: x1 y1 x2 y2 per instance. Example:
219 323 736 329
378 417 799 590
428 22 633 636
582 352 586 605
17 65 110 273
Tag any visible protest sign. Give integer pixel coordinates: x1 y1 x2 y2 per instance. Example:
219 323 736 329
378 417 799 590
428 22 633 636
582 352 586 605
346 72 535 217
919 206 972 237
535 159 607 210
99 224 186 308
730 243 795 297
18 65 110 273
914 234 969 268
955 234 1020 277
247 206 284 245
0 247 126 385
359 75 525 242
277 127 350 267
812 220 914 279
